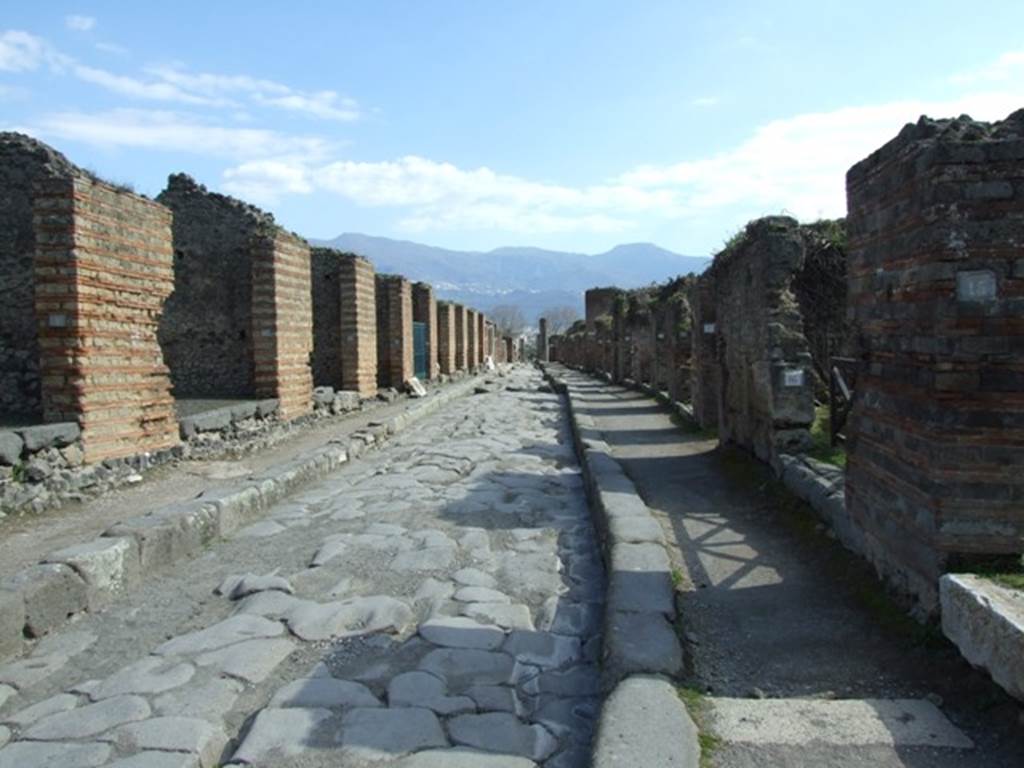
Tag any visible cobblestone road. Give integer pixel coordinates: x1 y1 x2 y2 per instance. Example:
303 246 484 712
0 367 604 767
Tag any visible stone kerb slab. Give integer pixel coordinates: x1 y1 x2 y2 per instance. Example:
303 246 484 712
0 375 482 664
941 574 1024 702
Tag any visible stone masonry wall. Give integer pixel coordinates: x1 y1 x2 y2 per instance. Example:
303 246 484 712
157 174 264 398
412 282 438 379
477 312 486 365
454 304 468 371
250 229 312 420
844 111 1024 610
436 302 457 375
34 171 179 462
310 247 346 388
338 252 377 397
375 275 413 389
0 134 79 420
709 216 816 466
467 309 479 371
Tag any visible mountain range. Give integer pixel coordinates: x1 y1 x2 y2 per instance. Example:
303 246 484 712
310 233 710 325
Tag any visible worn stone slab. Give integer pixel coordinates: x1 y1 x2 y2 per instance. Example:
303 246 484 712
462 602 535 631
3 563 87 638
217 573 293 600
0 740 110 768
155 615 283 656
92 656 195 700
104 752 198 768
104 503 216 573
388 671 475 715
194 637 294 683
418 648 516 690
465 684 518 713
0 432 22 466
607 515 664 545
153 678 244 721
24 695 151 740
604 610 683 680
229 707 334 763
0 651 69 689
503 631 581 668
394 748 536 767
448 712 557 761
593 676 699 768
454 568 497 588
454 586 511 604
607 543 675 617
0 727 6 749
110 716 227 767
44 537 140 610
420 616 505 650
270 678 381 709
2 693 78 726
285 596 413 641
707 697 974 748
339 707 447 759
0 589 24 660
17 423 80 452
391 546 457 572
941 574 1024 701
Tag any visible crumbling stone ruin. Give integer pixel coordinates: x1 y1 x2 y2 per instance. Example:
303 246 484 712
412 282 438 380
375 274 414 390
436 301 457 375
158 174 313 420
454 303 469 370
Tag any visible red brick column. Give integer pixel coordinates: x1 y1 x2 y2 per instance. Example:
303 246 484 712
375 275 413 389
466 309 479 371
454 304 468 371
33 174 179 462
845 112 1024 610
251 229 313 420
477 312 486 364
412 282 438 380
337 253 378 397
436 301 457 375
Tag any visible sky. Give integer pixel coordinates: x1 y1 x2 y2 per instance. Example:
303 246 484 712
2 2 1023 257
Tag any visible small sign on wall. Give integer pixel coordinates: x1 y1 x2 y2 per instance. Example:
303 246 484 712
703 323 716 334
956 270 997 302
48 314 68 328
783 369 805 387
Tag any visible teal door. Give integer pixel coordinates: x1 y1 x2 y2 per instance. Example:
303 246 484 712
413 322 428 379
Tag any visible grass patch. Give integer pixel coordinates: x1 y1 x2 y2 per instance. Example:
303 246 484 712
969 555 1024 591
986 572 1024 591
671 567 685 588
676 686 721 766
808 404 846 468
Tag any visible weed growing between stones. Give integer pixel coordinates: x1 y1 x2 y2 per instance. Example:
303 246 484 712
676 686 721 766
808 404 846 468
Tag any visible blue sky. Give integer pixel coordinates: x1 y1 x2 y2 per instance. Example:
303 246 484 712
2 2 1023 256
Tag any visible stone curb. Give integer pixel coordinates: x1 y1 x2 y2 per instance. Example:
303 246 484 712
940 574 1024 702
0 376 481 665
540 364 699 767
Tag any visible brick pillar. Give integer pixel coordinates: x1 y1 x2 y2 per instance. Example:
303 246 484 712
375 275 413 389
477 312 486 365
844 111 1024 610
412 282 438 380
436 302 457 375
466 310 479 371
538 318 549 362
689 274 719 430
33 173 179 462
454 304 468 371
251 229 313 420
338 253 377 396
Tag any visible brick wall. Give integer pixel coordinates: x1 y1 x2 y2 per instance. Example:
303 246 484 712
466 309 479 371
33 173 179 462
311 247 343 388
709 217 816 465
251 229 312 420
454 304 468 371
844 111 1024 609
412 282 438 379
375 275 413 389
477 312 486 365
338 253 377 396
538 318 549 362
436 301 457 375
690 272 719 429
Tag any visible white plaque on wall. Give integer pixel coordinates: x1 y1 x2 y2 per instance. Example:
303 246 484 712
783 369 805 387
703 323 716 334
956 270 997 302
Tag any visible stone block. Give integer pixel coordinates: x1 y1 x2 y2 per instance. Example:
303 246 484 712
17 422 80 452
4 563 87 638
256 399 280 417
0 588 25 660
603 610 683 682
608 544 675 616
229 401 259 421
105 502 217 572
44 537 140 610
313 386 335 406
334 391 361 412
189 408 232 433
0 432 23 466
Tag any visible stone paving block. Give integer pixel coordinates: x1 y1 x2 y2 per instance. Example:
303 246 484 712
608 542 675 617
592 675 699 768
0 432 22 466
104 752 199 768
24 694 151 740
110 716 227 768
461 602 535 631
0 685 14 710
44 537 140 610
269 678 381 709
16 423 80 452
503 630 581 668
194 637 295 684
92 656 195 700
419 616 505 650
339 707 447 759
388 671 475 715
607 514 664 545
2 693 78 726
418 648 516 690
3 563 87 638
394 748 537 767
448 712 558 761
154 615 284 656
0 589 24 660
229 707 334 764
285 596 413 641
0 740 111 768
153 678 244 721
0 727 6 749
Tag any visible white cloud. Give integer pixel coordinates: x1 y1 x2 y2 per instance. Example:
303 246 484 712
94 41 129 56
950 51 1024 85
691 96 720 107
0 30 54 72
72 65 221 105
65 15 96 32
33 108 331 160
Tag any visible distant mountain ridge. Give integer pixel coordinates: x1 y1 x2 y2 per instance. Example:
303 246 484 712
310 232 710 323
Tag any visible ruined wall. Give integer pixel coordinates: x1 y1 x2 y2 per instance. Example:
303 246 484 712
467 309 479 371
34 171 179 462
689 275 719 428
844 111 1024 609
338 253 377 396
311 248 344 388
538 318 549 362
709 217 816 465
375 275 413 389
477 312 486 364
412 282 438 379
157 175 262 398
436 302 457 375
454 304 468 371
251 229 312 420
0 135 79 420
584 288 620 372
